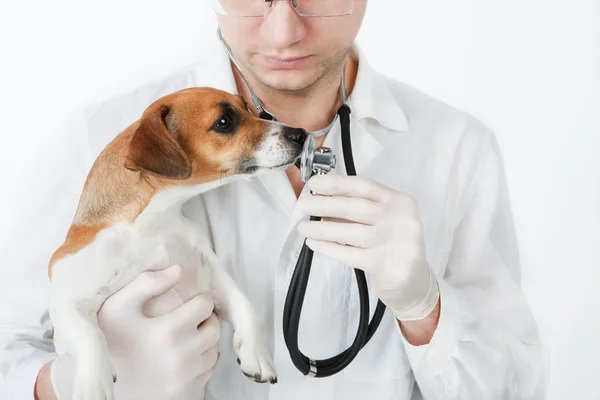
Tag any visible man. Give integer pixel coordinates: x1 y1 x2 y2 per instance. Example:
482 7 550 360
1 1 549 399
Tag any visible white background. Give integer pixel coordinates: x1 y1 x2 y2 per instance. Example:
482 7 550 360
1 1 599 399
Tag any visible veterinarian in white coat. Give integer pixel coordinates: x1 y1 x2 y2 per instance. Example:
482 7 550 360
0 1 549 399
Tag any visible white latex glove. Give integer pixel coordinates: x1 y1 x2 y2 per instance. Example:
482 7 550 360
296 174 440 321
50 264 220 400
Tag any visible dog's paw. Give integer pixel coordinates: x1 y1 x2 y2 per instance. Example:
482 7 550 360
72 356 116 400
234 334 278 384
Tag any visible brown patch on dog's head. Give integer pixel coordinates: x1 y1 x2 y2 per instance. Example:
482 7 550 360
124 87 306 185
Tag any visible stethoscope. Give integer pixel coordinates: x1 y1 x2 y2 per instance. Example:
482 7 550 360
217 28 387 378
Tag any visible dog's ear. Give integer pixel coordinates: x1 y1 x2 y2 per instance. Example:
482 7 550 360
124 105 192 179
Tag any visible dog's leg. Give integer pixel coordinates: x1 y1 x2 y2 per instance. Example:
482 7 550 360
51 297 116 400
50 252 144 400
202 251 278 384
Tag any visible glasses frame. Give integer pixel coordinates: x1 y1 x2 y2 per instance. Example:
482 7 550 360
210 0 357 18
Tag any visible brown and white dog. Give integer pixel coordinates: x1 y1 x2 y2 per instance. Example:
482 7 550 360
47 87 306 399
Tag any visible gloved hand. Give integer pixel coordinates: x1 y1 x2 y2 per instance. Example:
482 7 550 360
296 174 440 321
50 264 220 400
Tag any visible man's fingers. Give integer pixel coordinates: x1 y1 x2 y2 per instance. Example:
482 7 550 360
195 313 221 352
195 345 220 373
108 265 183 310
297 220 379 248
195 356 219 386
306 174 390 202
305 239 374 272
296 195 381 225
159 294 215 333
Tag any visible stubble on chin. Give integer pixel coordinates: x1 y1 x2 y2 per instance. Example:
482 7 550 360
233 47 351 94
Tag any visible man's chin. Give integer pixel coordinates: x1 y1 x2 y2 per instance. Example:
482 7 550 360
258 72 319 92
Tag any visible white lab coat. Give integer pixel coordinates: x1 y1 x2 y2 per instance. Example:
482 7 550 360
0 39 549 399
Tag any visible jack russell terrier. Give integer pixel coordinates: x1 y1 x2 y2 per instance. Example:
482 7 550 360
47 87 307 399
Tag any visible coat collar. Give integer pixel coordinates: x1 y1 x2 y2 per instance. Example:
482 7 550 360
346 42 410 133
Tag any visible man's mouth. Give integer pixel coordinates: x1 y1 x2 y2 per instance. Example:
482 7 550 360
265 55 309 62
262 55 311 69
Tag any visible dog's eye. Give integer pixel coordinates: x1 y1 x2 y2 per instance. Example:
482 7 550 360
213 114 235 133
216 115 232 129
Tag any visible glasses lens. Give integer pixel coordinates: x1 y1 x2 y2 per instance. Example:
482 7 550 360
295 0 354 16
212 0 354 17
212 0 271 17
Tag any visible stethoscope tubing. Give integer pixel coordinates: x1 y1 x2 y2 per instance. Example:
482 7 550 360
216 28 387 378
282 104 387 377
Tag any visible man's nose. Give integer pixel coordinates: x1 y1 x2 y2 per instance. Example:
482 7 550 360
260 1 307 49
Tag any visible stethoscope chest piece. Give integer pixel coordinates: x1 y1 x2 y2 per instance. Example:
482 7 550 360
299 134 337 183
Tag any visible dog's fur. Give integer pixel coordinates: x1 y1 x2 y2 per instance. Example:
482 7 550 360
47 87 306 399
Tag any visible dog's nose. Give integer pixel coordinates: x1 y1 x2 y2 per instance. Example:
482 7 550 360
285 128 306 145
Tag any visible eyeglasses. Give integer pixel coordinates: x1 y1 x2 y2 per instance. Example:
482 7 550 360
210 0 357 18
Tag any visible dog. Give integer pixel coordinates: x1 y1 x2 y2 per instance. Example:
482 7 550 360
47 87 307 399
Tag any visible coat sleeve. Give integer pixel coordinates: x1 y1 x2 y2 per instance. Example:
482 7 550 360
399 127 550 399
0 110 95 399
